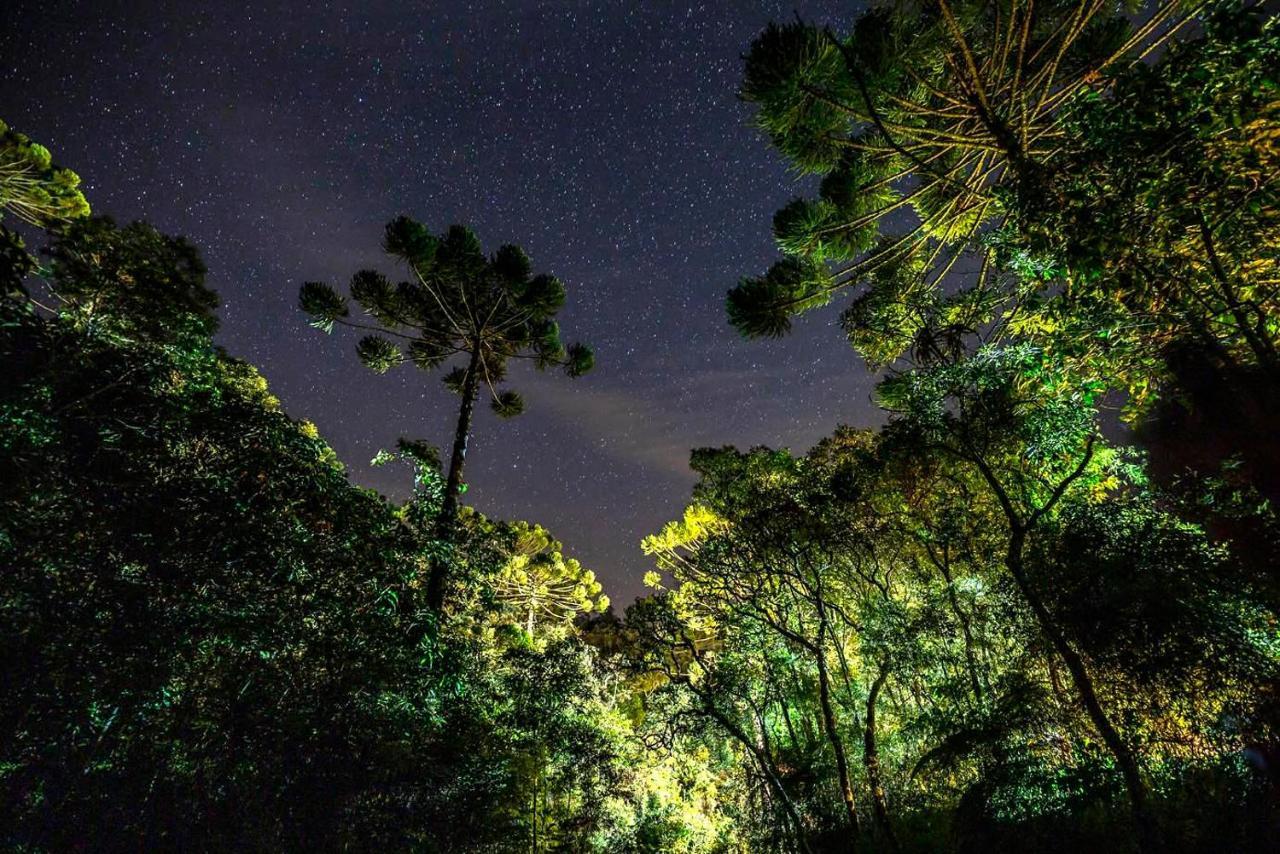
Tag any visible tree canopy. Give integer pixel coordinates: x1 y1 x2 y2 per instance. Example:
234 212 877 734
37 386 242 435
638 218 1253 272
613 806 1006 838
301 219 594 611
3 1 1280 850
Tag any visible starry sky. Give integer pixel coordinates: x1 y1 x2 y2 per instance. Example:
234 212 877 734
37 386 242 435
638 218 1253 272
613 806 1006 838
3 0 883 603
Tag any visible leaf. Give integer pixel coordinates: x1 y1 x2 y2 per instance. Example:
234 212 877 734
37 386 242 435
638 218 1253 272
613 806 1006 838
491 390 525 418
298 281 348 333
565 342 594 377
442 366 468 394
355 335 401 373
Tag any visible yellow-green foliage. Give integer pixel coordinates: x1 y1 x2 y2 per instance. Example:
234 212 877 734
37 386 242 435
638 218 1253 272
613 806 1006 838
496 521 609 640
0 118 90 225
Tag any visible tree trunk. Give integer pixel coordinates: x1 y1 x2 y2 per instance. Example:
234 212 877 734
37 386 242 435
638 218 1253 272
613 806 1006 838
935 551 985 705
702 701 814 854
863 667 899 853
814 629 860 845
1197 211 1279 371
427 344 482 612
780 698 802 750
1005 530 1158 852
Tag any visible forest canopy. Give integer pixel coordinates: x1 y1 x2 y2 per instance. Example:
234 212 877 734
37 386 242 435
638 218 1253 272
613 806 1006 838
2 1 1279 852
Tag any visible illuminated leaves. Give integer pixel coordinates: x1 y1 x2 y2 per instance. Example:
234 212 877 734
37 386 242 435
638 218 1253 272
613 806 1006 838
732 0 1198 371
495 521 608 640
726 256 832 339
0 118 90 227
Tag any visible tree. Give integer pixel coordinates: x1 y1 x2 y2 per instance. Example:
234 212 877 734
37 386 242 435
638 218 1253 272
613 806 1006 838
637 397 1279 851
997 4 1280 505
39 216 219 342
2 209 636 852
644 441 939 851
1003 3 1280 411
727 0 1195 351
300 219 594 611
2 221 427 848
1 117 89 298
0 118 89 226
1026 495 1277 706
879 344 1163 850
625 593 817 853
495 521 609 640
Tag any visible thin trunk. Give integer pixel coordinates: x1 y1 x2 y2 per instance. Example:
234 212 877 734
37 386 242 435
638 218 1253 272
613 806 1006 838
427 344 482 612
1006 530 1158 853
703 701 814 854
780 698 802 750
935 551 985 705
1197 211 1278 370
814 624 860 844
684 636 811 851
863 667 899 853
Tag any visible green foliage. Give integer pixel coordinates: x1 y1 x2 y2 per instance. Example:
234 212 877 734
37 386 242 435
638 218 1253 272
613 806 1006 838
2 274 429 847
299 279 348 332
0 216 641 852
1029 498 1276 691
637 411 1279 853
494 521 609 641
0 117 90 226
1 225 36 298
726 256 832 339
301 218 593 402
41 216 219 342
5 9 1280 852
492 388 525 418
730 0 1186 346
300 218 597 611
1005 1 1280 417
356 333 402 373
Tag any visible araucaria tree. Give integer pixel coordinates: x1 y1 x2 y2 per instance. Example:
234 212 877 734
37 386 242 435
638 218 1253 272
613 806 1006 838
1 118 89 295
0 118 89 227
727 0 1199 353
496 521 609 640
300 219 593 611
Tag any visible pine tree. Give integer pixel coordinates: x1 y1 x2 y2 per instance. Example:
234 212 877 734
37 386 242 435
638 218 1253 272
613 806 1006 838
0 118 89 226
301 218 593 611
496 521 609 640
727 0 1197 358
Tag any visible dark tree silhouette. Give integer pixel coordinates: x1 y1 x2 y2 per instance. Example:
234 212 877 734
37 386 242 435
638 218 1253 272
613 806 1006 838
301 218 593 611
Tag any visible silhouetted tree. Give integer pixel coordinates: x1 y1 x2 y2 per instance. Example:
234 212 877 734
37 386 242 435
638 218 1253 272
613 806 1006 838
301 219 593 611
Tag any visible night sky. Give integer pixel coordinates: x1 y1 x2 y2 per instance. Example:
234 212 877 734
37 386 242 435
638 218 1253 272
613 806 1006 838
3 0 882 603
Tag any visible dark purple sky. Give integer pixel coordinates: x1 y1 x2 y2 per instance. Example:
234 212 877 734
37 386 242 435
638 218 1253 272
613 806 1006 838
3 0 881 602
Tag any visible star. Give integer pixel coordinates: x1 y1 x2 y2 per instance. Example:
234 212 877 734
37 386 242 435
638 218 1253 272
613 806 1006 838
3 0 873 604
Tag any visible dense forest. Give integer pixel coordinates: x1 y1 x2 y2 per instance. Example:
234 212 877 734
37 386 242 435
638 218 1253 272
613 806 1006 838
3 1 1279 851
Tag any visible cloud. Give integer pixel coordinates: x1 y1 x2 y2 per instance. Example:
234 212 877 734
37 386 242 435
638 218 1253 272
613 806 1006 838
518 352 863 480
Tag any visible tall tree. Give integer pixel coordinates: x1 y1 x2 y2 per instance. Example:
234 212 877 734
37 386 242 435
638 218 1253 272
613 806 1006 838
644 443 923 850
495 521 609 640
879 344 1163 850
1005 3 1279 401
301 219 593 611
726 0 1199 355
1002 4 1280 504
